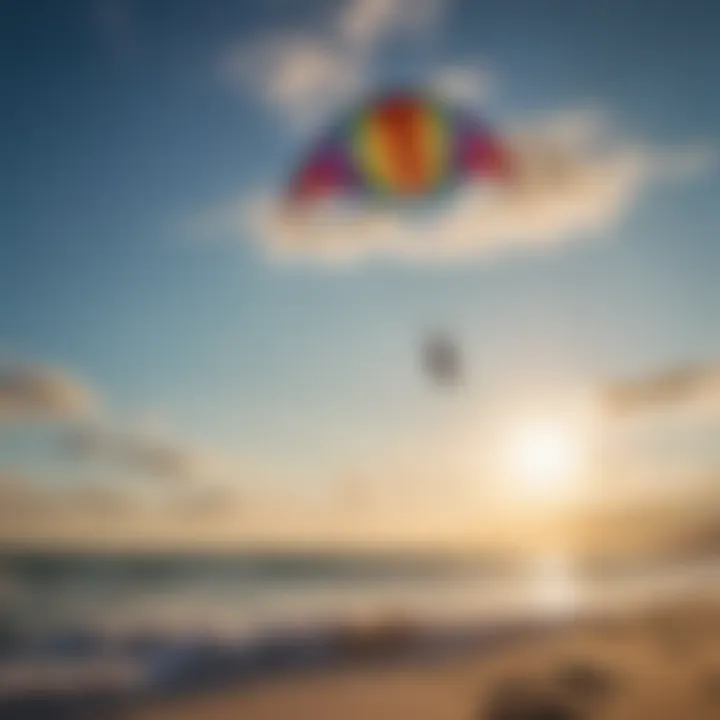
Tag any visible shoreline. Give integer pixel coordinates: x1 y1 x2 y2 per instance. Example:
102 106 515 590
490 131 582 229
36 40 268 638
129 593 720 719
0 613 562 717
2 565 719 718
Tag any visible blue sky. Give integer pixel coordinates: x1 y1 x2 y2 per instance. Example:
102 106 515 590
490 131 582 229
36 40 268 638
1 0 720 547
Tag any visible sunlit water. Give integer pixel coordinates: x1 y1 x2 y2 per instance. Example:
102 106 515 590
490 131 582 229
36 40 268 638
1 551 719 642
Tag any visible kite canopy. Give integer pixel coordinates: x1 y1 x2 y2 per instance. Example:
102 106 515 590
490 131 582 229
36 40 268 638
287 90 511 207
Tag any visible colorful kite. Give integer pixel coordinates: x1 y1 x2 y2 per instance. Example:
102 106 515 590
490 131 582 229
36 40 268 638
287 90 512 207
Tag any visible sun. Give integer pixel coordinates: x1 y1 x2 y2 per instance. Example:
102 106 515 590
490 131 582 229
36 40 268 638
504 418 588 499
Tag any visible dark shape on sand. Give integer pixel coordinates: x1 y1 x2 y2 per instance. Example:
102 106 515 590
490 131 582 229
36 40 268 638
482 678 580 720
330 615 417 660
701 671 720 701
423 332 463 386
554 660 616 702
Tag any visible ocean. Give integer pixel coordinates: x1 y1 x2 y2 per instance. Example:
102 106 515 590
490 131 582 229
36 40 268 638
0 550 540 641
1 548 719 709
2 548 718 642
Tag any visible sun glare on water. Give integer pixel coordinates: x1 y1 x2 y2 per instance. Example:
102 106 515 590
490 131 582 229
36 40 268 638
533 552 580 616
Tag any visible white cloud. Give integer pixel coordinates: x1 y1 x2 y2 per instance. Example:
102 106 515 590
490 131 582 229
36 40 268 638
207 108 714 264
429 65 492 105
0 361 99 422
338 0 440 49
223 34 360 128
222 0 443 127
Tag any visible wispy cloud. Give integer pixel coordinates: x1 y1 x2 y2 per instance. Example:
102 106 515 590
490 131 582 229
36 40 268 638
0 357 245 489
0 471 244 546
204 108 714 264
221 0 442 128
603 362 720 422
64 423 240 485
585 359 720 506
0 472 133 526
0 361 99 422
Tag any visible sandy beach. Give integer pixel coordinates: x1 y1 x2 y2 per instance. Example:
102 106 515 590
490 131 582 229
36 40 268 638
127 594 720 720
